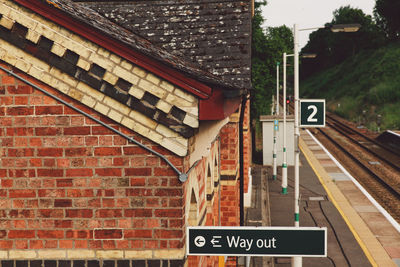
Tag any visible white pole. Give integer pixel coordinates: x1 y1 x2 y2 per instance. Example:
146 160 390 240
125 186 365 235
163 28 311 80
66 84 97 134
273 62 280 180
273 118 278 180
282 53 288 194
276 62 280 115
292 23 302 267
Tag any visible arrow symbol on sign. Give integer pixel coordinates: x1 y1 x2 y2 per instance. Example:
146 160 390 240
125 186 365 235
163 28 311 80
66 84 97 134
211 236 222 247
194 236 206 247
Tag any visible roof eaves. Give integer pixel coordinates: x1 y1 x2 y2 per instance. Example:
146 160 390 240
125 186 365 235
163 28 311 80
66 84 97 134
14 0 243 99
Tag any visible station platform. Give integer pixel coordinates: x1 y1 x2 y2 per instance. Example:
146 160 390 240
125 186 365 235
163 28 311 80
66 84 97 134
246 129 400 266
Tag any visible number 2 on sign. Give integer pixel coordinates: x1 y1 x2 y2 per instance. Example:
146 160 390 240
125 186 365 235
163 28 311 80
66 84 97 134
307 105 318 122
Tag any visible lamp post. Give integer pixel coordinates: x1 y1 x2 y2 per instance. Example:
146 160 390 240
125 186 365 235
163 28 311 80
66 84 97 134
292 23 360 267
276 62 280 115
282 52 316 195
281 53 291 194
273 62 280 180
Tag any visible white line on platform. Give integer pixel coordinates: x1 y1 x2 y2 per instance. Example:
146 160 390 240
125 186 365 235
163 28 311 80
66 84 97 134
305 129 400 233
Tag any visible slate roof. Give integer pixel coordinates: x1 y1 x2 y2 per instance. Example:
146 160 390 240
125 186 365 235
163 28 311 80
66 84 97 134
73 0 252 90
41 0 241 91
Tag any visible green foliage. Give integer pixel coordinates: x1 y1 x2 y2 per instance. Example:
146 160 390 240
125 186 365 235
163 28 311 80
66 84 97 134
301 43 400 131
251 1 293 121
374 0 400 40
301 6 386 78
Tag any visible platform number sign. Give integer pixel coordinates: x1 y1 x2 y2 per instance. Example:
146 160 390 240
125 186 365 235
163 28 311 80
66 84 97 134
300 99 325 127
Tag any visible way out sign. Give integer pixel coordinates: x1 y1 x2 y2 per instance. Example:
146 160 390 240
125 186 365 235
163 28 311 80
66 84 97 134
187 226 327 257
300 99 325 127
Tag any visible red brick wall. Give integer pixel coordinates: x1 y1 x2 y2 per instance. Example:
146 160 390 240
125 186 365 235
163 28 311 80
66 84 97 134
0 67 185 251
220 180 240 227
220 122 239 174
243 100 251 193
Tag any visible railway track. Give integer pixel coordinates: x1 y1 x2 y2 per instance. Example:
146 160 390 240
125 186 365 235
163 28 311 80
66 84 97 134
316 114 400 221
284 99 400 221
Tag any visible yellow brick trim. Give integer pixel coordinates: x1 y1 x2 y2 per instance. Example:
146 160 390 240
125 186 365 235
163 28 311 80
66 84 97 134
146 73 161 85
156 100 173 113
68 88 84 102
139 79 167 99
0 1 191 157
129 110 158 130
124 250 153 259
9 251 37 259
128 85 145 99
0 251 7 259
96 250 124 259
0 249 186 260
89 52 115 70
51 43 66 57
26 29 41 44
37 250 67 259
173 87 196 103
95 102 110 116
23 53 51 72
132 66 147 78
28 66 45 82
81 95 96 108
109 54 121 64
15 59 31 72
97 47 111 59
160 80 175 92
120 59 133 71
183 114 199 128
0 2 11 17
67 250 95 259
113 65 140 85
161 138 187 157
229 112 240 123
153 249 185 259
220 169 238 177
103 71 119 85
165 93 194 108
77 58 91 71
176 136 188 146
220 180 238 186
108 109 123 123
0 16 14 30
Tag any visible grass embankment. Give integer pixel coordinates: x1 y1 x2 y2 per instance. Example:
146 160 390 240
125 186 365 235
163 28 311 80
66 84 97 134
301 43 400 131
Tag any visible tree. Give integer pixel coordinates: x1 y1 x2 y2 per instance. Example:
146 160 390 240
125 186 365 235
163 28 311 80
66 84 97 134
374 0 400 40
251 1 293 120
301 6 385 78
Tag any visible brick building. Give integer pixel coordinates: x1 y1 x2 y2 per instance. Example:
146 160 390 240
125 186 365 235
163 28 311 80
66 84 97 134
0 0 252 266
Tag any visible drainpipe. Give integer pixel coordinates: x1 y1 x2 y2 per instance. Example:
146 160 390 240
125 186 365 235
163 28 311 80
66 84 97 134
0 65 190 182
239 94 249 226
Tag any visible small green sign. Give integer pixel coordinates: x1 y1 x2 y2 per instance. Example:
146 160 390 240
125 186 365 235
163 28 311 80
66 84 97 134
300 99 325 127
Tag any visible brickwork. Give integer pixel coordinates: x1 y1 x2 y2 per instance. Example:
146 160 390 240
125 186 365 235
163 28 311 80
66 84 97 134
0 65 186 259
0 259 185 267
220 120 239 176
0 0 199 156
243 100 251 193
0 1 252 266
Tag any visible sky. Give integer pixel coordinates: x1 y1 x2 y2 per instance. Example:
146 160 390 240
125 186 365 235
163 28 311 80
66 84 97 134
261 0 376 48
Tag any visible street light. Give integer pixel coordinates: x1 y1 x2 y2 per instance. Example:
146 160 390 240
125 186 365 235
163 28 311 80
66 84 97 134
292 23 360 267
331 23 361 32
273 62 280 180
281 52 316 195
